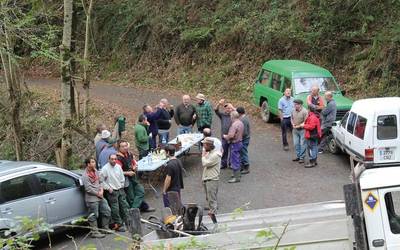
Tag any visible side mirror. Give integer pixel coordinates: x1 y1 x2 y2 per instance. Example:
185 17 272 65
332 122 337 127
341 90 347 96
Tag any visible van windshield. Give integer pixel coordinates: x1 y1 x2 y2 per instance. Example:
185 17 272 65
293 77 339 94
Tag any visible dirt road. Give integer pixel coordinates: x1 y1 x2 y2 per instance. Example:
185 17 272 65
29 79 350 249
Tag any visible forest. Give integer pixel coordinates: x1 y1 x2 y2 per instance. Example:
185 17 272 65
1 0 400 164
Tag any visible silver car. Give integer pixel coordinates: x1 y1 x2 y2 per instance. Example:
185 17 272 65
0 161 87 236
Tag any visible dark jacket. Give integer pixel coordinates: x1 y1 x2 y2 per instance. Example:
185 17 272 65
144 108 163 135
321 99 337 129
174 104 196 126
156 108 174 130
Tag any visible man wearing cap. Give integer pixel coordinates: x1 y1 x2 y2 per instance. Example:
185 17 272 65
214 99 234 169
237 107 251 174
202 128 223 156
291 99 308 163
194 93 213 133
98 139 118 169
278 88 294 151
95 130 111 168
94 124 107 145
201 137 221 229
223 111 244 183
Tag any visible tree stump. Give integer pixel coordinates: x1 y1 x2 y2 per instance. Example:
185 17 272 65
127 208 142 237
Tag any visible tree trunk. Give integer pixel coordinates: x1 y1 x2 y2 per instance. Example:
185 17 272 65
0 22 23 161
60 0 74 168
83 0 94 134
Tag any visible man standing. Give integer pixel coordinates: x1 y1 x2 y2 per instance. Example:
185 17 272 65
319 91 337 153
134 114 150 160
223 111 244 183
82 157 111 238
162 145 184 207
98 139 118 169
306 85 325 118
194 93 213 133
175 95 196 134
95 130 111 168
101 154 129 232
291 100 308 163
201 137 221 230
156 99 174 146
236 107 251 174
116 140 155 212
202 128 223 156
143 104 162 149
299 106 322 168
278 88 294 151
215 99 234 169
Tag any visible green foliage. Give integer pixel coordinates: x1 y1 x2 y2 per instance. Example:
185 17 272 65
0 216 52 250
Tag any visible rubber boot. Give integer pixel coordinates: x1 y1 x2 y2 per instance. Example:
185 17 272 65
89 221 105 238
241 165 250 175
304 159 316 168
228 171 241 183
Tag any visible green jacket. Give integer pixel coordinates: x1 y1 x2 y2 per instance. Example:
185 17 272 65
134 123 149 151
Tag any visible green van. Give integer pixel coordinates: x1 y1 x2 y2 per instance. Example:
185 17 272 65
252 60 353 122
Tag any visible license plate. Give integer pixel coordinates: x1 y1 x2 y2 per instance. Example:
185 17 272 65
379 148 395 161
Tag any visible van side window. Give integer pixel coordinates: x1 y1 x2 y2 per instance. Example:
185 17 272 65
283 78 291 92
377 115 397 140
260 70 271 85
354 115 367 139
271 73 281 91
346 112 357 134
384 192 400 234
341 112 349 128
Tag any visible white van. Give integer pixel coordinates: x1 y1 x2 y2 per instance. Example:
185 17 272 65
330 97 400 167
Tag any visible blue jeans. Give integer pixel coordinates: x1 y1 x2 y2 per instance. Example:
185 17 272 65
230 142 243 172
158 130 169 146
177 125 192 135
307 138 318 161
240 137 250 166
292 129 306 159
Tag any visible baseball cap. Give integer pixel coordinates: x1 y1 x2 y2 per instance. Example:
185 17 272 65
101 130 111 139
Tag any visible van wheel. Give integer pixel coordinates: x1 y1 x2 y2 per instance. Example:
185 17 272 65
328 135 340 154
260 101 273 123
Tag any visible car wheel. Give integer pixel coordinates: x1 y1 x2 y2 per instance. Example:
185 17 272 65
260 101 273 123
328 135 340 154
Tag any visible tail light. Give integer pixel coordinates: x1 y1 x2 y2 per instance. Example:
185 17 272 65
365 148 374 161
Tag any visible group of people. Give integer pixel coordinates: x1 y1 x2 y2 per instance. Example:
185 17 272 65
83 93 252 237
278 86 337 168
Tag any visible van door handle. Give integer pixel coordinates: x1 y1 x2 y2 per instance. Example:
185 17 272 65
372 239 385 247
1 208 13 215
45 197 56 204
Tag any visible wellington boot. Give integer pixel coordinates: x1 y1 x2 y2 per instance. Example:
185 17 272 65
228 171 241 183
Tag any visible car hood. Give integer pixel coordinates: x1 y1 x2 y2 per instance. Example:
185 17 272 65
294 93 353 109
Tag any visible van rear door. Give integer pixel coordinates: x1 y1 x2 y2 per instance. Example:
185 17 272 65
373 113 400 165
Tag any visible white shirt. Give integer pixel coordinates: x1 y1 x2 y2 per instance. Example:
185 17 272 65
210 137 223 156
100 163 125 190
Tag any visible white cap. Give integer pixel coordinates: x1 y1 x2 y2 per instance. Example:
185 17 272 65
101 130 111 139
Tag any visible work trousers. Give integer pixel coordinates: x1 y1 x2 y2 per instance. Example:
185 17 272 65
105 189 129 225
240 137 250 167
230 141 243 172
281 117 292 146
86 199 111 229
203 180 218 214
124 178 145 209
292 129 306 159
307 138 319 161
319 127 331 150
221 138 230 168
